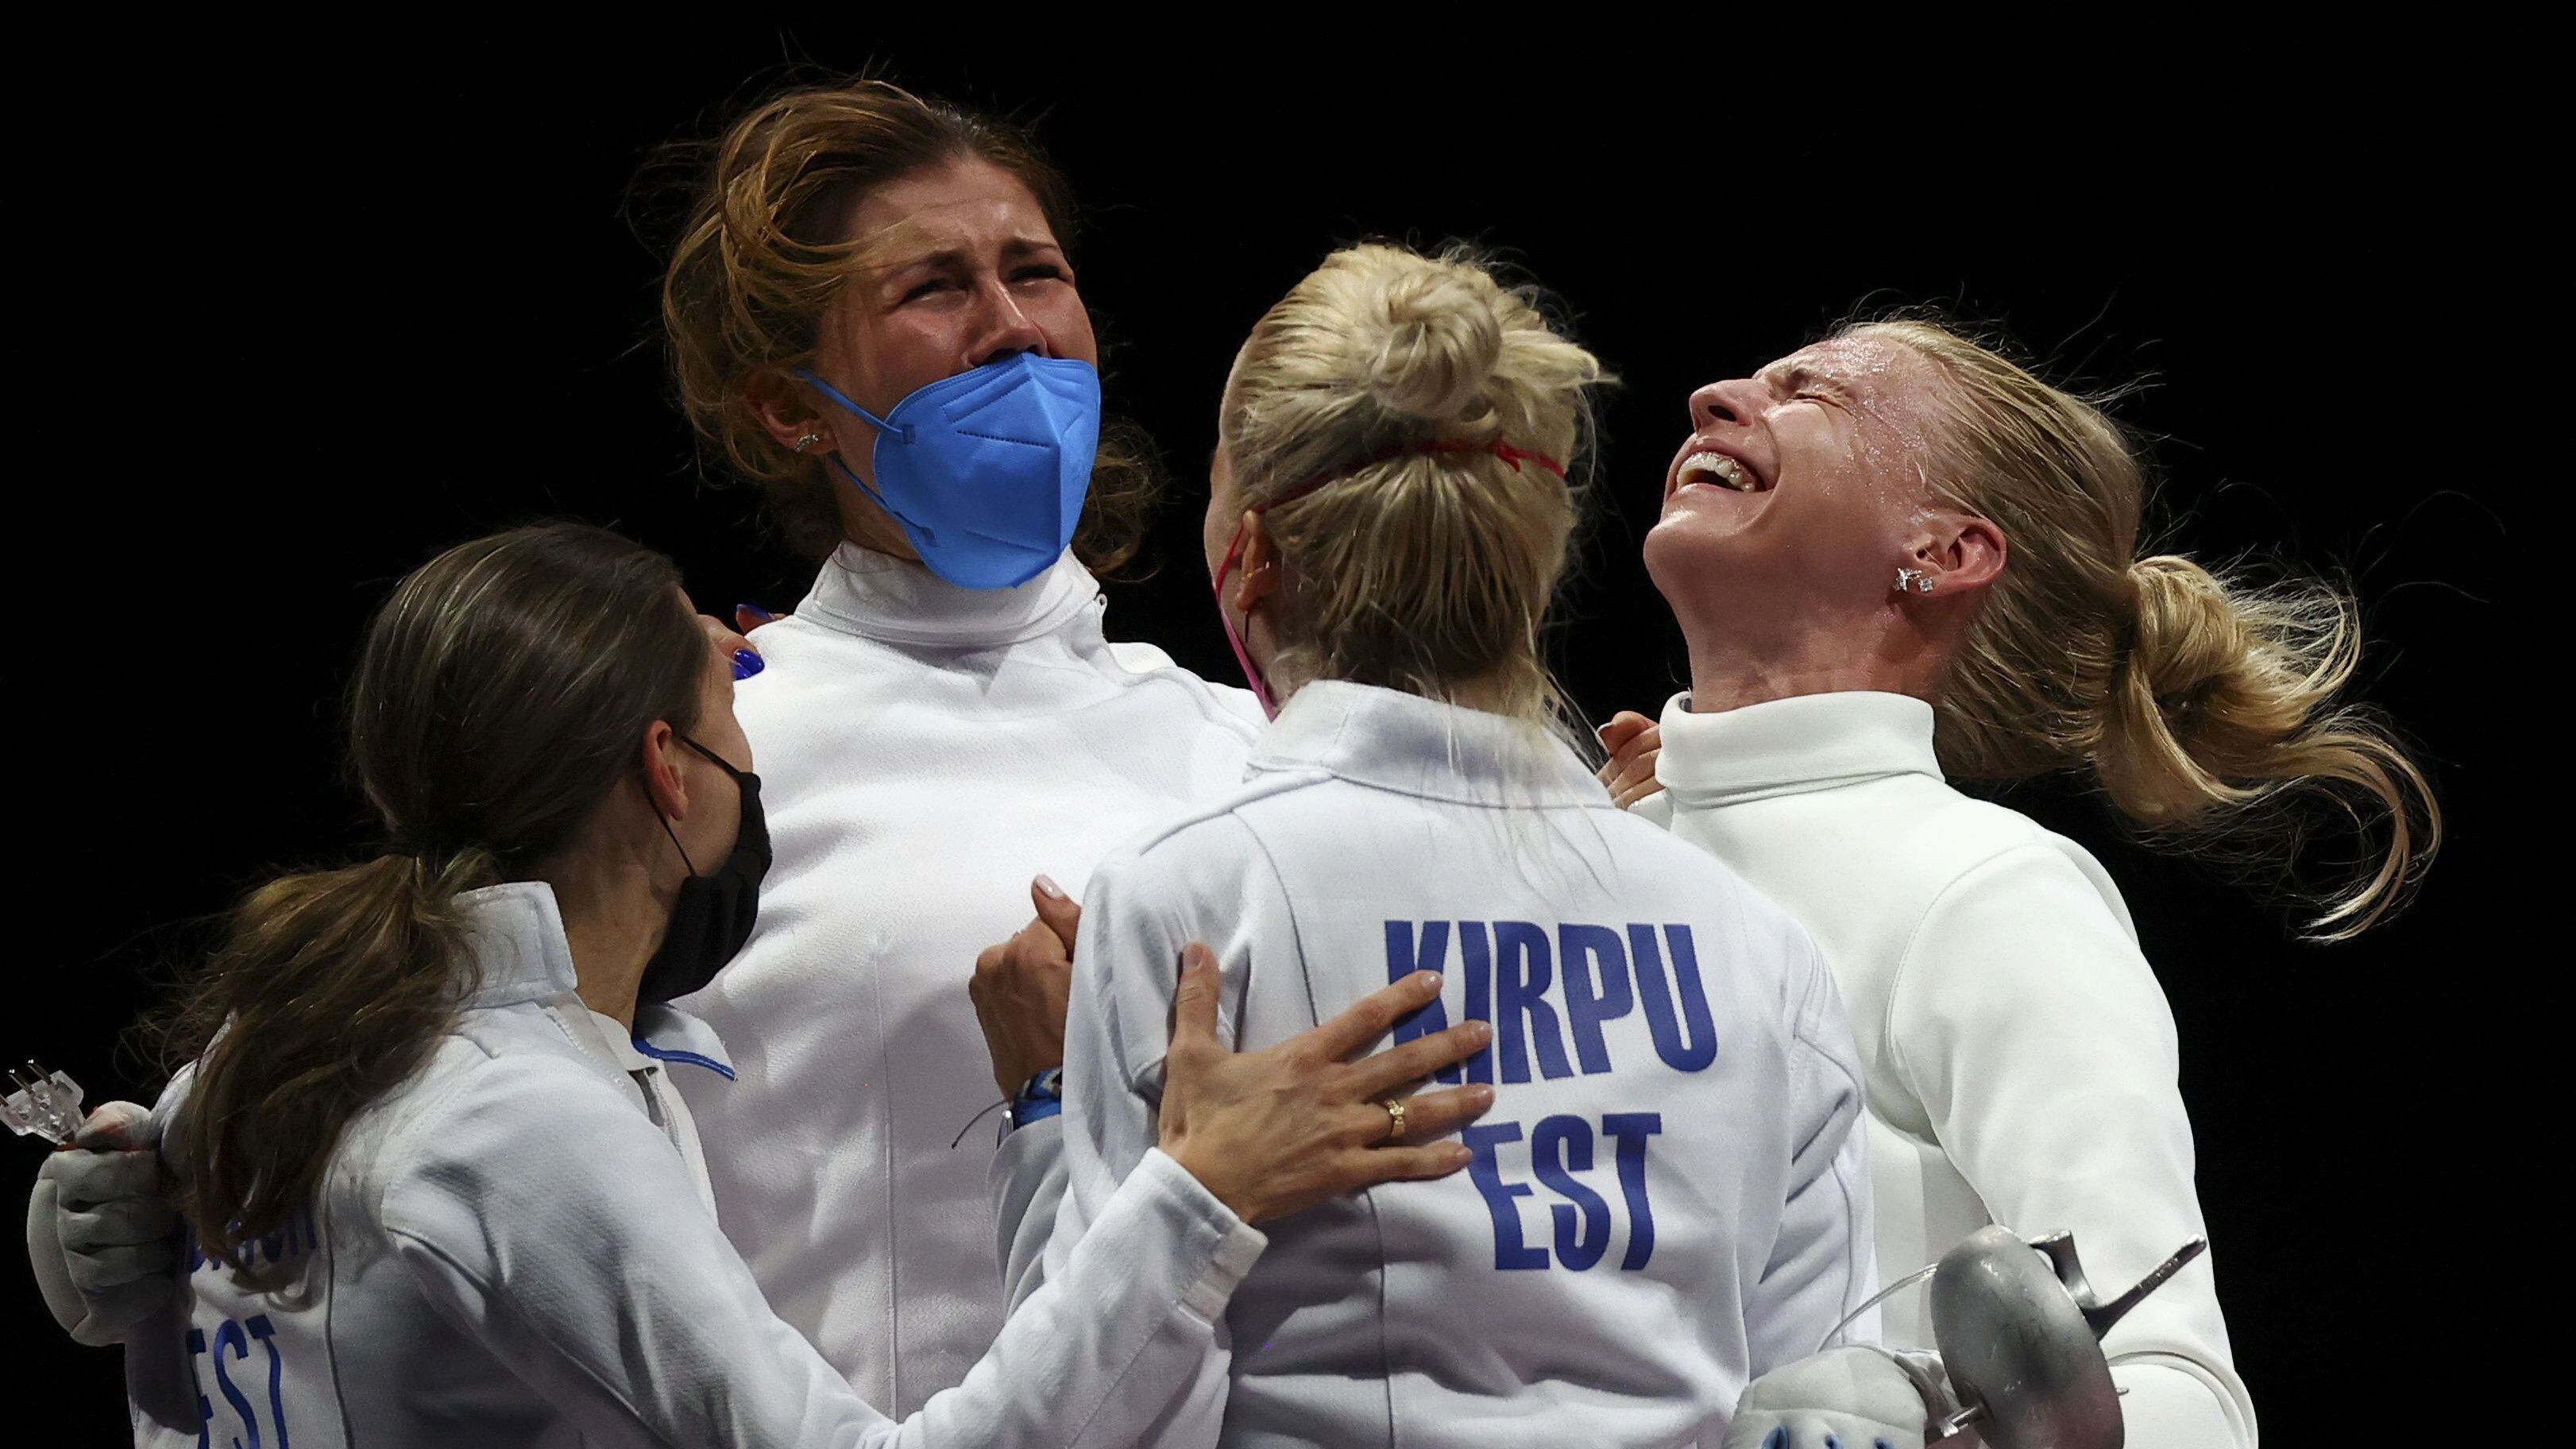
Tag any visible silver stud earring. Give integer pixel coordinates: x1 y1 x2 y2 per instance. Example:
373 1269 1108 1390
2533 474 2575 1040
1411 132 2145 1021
793 432 824 454
1895 567 1933 595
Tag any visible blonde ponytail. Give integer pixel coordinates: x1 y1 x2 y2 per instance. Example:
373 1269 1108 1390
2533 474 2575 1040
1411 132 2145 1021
2099 555 2435 935
1364 265 1507 421
1220 244 1610 731
1854 319 2439 940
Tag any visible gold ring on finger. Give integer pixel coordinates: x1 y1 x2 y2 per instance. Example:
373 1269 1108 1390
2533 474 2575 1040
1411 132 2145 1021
1381 1098 1407 1143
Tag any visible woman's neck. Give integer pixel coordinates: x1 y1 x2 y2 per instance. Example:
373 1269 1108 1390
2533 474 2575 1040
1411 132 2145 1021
1291 667 1522 718
1441 670 1516 716
835 491 921 563
1682 616 1938 715
533 844 671 1031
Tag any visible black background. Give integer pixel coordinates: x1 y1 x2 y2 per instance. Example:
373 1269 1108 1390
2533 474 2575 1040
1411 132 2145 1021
10 26 2527 1442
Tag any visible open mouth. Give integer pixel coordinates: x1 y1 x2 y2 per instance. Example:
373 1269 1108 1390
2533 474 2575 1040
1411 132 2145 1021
1673 449 1769 495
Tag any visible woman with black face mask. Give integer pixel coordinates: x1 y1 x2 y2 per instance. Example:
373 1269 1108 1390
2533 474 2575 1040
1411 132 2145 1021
38 523 1494 1449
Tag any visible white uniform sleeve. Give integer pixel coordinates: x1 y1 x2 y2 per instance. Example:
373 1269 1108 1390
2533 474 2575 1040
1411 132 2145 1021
1744 934 1878 1378
991 1115 1066 1312
382 1056 1261 1449
1048 841 1247 1447
1885 845 2257 1449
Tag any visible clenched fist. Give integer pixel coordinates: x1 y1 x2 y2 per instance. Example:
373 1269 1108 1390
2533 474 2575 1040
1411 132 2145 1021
969 875 1082 1098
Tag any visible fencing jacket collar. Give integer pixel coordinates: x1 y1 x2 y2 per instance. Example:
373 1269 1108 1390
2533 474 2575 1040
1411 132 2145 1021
1248 679 1606 807
458 881 580 1007
456 881 735 1079
1655 689 1944 807
796 541 1101 649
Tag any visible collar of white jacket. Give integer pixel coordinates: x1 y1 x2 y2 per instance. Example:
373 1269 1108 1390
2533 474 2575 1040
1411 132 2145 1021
1654 689 1944 807
457 881 737 1079
1249 680 1605 807
794 541 1103 649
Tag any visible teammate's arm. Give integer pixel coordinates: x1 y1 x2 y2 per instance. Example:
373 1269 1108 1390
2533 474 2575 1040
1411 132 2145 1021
975 875 1084 1309
1744 936 1878 1378
1889 847 2254 1447
383 1052 1259 1449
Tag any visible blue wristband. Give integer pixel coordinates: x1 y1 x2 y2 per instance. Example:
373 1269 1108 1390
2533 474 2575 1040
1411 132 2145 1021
1007 1067 1064 1131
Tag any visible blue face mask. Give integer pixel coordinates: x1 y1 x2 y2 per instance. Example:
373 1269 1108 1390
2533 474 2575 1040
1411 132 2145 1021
795 354 1102 590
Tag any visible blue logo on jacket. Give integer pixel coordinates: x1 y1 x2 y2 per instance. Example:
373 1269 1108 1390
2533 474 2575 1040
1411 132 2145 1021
1384 920 1717 1084
1381 919 1718 1273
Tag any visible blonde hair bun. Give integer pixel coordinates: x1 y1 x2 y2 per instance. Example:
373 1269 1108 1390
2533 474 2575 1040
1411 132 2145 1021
1218 243 1609 732
1362 265 1506 426
2123 556 2243 713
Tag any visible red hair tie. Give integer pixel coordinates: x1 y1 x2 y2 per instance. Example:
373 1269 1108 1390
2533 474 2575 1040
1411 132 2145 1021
1257 439 1568 516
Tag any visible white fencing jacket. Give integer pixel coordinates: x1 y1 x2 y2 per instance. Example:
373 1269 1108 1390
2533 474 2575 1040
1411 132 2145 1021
1051 682 1875 1448
674 546 1262 1411
126 881 1265 1449
1638 690 2257 1447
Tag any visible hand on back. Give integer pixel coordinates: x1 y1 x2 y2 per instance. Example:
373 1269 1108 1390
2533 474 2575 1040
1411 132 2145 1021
1158 947 1494 1225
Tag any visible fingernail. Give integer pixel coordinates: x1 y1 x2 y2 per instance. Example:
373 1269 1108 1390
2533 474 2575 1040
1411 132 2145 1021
736 602 774 623
1447 1143 1473 1167
1470 1021 1493 1045
1470 1084 1495 1107
1414 971 1442 990
1034 874 1067 900
730 648 764 680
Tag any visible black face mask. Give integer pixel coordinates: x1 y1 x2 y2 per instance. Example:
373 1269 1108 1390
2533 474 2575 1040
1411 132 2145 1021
639 735 771 1004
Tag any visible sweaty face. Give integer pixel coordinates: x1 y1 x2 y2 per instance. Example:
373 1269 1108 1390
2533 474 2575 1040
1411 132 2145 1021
805 157 1099 481
1643 334 1949 638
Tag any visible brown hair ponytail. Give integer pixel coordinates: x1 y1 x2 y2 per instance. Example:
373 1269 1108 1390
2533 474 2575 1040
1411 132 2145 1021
169 850 495 1281
1852 319 2440 941
157 524 705 1280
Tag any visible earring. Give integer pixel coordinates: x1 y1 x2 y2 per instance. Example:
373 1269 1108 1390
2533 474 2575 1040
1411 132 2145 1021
794 432 824 454
1894 567 1933 595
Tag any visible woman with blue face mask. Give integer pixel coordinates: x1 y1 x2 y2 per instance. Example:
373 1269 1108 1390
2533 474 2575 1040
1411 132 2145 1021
643 80 1303 1412
37 522 1493 1447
